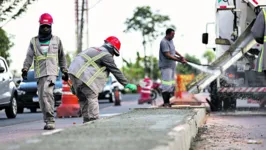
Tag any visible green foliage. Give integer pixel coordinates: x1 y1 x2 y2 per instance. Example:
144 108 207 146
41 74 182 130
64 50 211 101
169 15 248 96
203 49 216 64
0 28 13 66
0 0 37 27
124 6 175 77
176 54 201 75
121 52 160 84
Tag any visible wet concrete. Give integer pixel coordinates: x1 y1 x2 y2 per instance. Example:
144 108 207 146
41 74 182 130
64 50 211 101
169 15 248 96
1 108 205 150
191 112 266 150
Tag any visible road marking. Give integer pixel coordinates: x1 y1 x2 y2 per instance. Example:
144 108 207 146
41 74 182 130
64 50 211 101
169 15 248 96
100 113 120 117
42 129 64 136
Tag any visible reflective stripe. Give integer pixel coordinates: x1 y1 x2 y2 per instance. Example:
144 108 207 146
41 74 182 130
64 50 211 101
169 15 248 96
74 52 108 87
257 9 266 72
32 38 58 77
75 52 107 78
162 80 175 85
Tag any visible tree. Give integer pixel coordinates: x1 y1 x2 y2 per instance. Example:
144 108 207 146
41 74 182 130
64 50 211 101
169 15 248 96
0 28 13 66
1 0 37 28
176 54 201 75
203 49 216 64
121 52 160 83
124 6 174 77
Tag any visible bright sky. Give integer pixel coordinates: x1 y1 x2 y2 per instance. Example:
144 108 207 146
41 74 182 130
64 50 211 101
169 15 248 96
2 0 216 72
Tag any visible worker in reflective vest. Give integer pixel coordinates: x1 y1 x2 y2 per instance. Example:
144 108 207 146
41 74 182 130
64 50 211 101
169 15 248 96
68 36 137 123
159 28 187 107
21 13 68 130
252 8 266 74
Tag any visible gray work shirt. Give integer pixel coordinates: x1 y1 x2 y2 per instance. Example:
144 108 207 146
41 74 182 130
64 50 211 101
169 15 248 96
158 38 176 69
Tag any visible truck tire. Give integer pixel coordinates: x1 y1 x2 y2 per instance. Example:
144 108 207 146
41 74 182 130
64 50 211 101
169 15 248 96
210 78 236 111
5 96 17 119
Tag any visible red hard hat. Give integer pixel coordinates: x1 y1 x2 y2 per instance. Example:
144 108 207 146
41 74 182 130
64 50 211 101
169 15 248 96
39 13 53 25
104 36 121 56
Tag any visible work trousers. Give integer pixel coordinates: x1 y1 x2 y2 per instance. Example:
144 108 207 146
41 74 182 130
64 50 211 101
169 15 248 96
37 75 57 123
69 75 99 121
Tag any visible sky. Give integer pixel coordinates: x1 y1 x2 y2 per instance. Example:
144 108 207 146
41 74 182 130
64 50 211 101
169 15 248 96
2 0 216 73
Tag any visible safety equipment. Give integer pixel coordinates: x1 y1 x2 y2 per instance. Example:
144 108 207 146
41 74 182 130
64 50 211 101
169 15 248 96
39 13 53 25
125 84 137 91
21 68 28 80
104 36 121 56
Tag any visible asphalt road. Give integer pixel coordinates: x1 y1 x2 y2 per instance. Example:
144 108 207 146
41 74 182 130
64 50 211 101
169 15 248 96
0 94 162 145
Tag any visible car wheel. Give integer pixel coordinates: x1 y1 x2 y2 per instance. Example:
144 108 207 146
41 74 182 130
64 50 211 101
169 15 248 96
30 108 37 113
109 92 114 103
17 107 24 114
5 96 17 119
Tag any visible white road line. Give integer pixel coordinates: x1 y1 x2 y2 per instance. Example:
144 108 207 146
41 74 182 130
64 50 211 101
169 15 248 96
42 129 64 136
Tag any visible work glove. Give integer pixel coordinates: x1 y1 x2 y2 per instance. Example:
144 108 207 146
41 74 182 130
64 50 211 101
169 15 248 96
62 69 69 82
125 83 137 91
21 68 28 80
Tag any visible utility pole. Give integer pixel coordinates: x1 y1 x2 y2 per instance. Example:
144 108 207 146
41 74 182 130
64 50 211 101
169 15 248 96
75 0 89 53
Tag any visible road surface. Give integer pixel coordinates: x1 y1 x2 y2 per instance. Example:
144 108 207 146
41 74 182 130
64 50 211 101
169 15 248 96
191 112 266 150
0 94 161 145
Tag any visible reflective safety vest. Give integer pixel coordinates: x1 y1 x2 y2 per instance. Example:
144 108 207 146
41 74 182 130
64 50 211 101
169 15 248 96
31 36 59 78
68 47 109 94
257 9 266 72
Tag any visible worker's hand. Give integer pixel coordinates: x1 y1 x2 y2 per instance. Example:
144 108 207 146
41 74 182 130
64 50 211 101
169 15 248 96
181 58 187 64
21 68 28 80
125 83 137 91
62 70 69 82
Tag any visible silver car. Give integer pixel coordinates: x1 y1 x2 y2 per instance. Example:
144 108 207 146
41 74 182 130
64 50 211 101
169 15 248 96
0 56 17 118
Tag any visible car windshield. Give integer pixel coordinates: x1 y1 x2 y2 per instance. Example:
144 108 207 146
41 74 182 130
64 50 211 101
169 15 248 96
106 76 112 85
23 70 62 82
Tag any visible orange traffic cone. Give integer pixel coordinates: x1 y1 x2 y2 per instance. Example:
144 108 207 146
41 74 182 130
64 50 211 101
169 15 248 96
56 80 80 118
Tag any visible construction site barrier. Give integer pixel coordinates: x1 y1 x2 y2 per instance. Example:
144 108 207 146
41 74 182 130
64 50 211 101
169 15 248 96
175 74 194 98
56 80 80 118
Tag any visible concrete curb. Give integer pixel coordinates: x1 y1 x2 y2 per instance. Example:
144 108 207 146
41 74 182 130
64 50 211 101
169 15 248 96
152 108 206 150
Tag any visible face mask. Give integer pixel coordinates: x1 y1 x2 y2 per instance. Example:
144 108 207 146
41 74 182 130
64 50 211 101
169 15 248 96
39 25 51 35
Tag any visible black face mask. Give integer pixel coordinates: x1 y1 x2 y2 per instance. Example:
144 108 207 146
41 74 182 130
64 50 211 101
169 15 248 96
38 25 52 42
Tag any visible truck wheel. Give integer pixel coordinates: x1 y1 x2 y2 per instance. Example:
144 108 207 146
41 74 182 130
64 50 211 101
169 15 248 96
5 96 17 119
222 93 236 111
210 80 222 111
17 107 24 114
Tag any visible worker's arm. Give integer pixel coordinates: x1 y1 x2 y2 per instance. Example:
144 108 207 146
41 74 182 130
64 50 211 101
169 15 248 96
175 50 184 58
160 40 184 63
251 9 265 44
23 39 35 70
101 54 129 86
57 37 68 72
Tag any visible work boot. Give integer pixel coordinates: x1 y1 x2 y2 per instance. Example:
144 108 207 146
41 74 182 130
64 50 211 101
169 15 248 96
44 122 55 130
83 117 98 124
162 92 170 104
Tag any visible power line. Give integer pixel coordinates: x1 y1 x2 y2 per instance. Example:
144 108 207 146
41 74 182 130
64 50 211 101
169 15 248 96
88 0 103 11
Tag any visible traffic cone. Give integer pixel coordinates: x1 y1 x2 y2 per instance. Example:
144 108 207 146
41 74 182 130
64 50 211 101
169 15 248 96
56 80 80 118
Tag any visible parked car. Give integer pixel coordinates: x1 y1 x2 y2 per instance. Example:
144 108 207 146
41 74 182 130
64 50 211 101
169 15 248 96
0 56 18 118
98 75 123 103
16 70 63 113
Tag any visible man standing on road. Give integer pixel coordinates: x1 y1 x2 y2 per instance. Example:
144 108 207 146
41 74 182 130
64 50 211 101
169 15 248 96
68 36 137 123
22 13 69 130
159 28 187 107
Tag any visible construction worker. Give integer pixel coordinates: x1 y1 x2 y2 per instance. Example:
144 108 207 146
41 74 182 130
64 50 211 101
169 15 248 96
252 8 266 107
22 13 68 130
251 8 266 74
68 36 137 123
159 28 187 107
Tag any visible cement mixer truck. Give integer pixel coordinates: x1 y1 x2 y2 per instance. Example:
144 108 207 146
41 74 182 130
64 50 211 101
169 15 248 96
192 0 266 111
